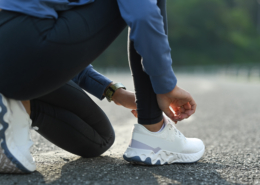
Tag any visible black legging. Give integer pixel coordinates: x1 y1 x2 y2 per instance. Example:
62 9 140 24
0 0 168 157
30 81 114 158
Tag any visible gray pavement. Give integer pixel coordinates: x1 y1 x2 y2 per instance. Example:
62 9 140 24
0 74 260 185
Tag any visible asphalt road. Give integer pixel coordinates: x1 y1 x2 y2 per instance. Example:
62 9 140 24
0 73 260 185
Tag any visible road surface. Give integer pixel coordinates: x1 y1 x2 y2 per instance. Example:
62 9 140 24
0 74 260 185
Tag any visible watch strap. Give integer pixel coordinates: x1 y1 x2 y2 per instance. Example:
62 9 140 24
105 83 126 102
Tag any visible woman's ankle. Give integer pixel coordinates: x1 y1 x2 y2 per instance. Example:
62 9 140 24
142 119 164 132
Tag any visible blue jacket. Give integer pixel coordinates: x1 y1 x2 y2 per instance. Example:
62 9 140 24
0 0 177 94
72 65 112 100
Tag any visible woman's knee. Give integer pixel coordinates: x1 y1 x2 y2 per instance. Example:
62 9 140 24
80 130 115 158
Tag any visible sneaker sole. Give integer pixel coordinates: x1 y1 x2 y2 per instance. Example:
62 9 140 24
0 95 35 173
123 146 205 165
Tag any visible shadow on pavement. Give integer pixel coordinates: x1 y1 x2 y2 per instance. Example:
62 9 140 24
48 156 241 185
0 171 45 184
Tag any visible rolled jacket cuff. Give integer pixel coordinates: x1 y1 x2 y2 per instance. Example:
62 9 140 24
98 79 113 100
149 67 177 94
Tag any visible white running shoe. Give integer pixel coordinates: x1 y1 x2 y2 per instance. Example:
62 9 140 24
123 116 205 165
0 94 36 173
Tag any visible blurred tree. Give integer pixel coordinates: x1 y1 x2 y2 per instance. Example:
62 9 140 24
168 0 260 66
93 0 260 68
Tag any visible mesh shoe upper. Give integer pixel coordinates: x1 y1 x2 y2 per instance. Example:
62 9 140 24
129 116 204 154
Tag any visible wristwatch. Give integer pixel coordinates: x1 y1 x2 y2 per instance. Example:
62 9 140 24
105 83 126 102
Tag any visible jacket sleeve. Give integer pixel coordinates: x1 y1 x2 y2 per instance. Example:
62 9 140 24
117 0 177 94
72 65 112 100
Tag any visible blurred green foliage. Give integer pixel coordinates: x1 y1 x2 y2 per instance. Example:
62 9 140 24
93 0 260 68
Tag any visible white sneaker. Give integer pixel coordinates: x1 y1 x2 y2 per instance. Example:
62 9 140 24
0 94 36 173
123 116 205 165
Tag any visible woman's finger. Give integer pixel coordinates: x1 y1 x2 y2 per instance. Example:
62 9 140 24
170 104 182 116
183 102 191 110
131 110 138 118
162 107 176 121
188 97 197 114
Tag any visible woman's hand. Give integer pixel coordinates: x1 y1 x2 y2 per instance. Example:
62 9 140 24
156 85 196 122
112 88 137 110
109 84 197 124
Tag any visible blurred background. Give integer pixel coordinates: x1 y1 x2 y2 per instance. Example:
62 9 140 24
93 0 260 79
23 1 260 184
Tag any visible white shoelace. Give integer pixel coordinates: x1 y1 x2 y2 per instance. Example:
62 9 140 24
166 118 186 140
169 124 182 137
